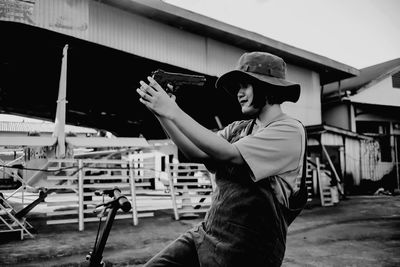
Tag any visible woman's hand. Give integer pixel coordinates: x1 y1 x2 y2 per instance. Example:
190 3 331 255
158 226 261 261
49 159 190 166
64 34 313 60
136 76 179 120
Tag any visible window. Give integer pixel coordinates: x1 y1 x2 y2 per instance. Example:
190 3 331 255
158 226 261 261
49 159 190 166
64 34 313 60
392 71 400 89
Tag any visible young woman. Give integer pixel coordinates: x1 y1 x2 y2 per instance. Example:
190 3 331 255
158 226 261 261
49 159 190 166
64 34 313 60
136 52 307 267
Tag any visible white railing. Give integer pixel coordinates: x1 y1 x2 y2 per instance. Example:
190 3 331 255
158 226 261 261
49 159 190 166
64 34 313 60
45 158 156 231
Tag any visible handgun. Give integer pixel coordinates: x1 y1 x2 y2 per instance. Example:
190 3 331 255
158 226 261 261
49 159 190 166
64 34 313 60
151 69 206 94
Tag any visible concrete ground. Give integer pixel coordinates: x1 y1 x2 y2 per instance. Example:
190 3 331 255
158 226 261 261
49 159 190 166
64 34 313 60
0 195 399 267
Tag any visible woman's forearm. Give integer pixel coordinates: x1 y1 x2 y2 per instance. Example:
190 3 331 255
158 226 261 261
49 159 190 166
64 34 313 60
171 108 243 164
157 116 210 162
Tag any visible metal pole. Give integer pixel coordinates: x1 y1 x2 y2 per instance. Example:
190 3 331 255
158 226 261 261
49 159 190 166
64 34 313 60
128 160 138 226
21 186 24 207
78 160 84 231
394 135 400 190
168 164 179 220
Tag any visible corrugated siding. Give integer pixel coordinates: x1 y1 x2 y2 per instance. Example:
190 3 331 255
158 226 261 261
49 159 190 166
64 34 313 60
1 0 322 126
32 0 89 39
205 38 245 76
282 66 321 126
321 132 343 146
360 140 382 181
345 138 361 185
342 137 386 183
89 1 208 74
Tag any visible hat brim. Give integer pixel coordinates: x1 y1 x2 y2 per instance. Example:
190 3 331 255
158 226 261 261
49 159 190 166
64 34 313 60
216 70 301 103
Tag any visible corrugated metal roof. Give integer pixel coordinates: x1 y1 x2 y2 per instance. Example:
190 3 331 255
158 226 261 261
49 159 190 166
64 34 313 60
101 0 360 84
323 58 400 95
0 121 97 134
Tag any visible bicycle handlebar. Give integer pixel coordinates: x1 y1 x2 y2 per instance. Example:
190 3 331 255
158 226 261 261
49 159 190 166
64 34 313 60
113 188 131 213
95 188 132 213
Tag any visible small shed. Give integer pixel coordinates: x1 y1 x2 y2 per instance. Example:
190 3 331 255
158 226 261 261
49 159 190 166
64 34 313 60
306 124 380 194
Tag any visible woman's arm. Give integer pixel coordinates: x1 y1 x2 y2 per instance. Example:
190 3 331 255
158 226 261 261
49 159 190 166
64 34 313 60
156 116 210 162
136 77 244 165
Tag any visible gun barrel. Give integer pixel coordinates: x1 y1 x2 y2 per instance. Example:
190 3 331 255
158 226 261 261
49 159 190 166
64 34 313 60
151 69 206 88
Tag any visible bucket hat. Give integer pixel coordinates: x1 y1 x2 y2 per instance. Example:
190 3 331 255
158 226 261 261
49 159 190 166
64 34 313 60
216 52 301 102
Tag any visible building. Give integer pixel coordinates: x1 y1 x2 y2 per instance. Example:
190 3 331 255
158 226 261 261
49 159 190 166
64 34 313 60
322 58 400 191
0 0 358 139
306 124 380 195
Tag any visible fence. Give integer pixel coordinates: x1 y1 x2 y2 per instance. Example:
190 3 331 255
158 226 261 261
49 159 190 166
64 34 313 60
1 155 338 235
167 163 215 220
45 157 156 231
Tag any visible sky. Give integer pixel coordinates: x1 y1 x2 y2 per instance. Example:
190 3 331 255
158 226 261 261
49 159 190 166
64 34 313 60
164 0 400 69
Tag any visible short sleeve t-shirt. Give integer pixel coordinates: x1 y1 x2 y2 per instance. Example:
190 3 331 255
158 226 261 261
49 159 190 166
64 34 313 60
216 114 305 207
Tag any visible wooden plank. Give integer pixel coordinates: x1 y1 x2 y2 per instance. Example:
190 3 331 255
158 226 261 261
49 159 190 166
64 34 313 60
0 229 23 234
168 173 179 220
175 195 212 200
46 168 78 172
170 177 202 181
168 169 206 174
168 163 206 168
134 182 151 187
46 210 78 216
82 175 130 180
46 201 78 206
82 201 105 206
129 161 138 226
321 145 343 195
181 203 212 208
83 214 132 222
45 185 77 190
173 188 213 193
172 182 205 186
83 168 130 172
48 159 78 163
47 218 78 225
137 212 154 218
81 159 129 164
46 192 78 197
180 201 212 207
47 176 78 180
177 208 208 213
82 183 131 189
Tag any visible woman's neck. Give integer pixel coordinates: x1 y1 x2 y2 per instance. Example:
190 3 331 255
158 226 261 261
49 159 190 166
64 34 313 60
256 104 283 125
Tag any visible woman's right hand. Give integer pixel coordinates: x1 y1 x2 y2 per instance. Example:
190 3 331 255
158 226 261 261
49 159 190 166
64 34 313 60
136 76 179 120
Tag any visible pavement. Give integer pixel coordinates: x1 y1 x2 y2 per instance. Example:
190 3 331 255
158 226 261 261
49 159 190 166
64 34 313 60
1 195 400 266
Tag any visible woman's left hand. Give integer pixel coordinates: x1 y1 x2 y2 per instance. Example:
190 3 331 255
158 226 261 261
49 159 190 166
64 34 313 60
136 76 179 120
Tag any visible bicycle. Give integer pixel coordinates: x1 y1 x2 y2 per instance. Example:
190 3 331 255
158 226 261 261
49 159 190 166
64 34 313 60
85 187 131 267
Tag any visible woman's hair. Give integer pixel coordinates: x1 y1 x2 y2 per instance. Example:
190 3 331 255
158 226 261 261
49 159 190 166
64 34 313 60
250 78 284 107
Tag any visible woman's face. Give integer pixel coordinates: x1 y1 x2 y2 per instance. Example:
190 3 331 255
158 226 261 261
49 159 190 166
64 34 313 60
237 83 260 116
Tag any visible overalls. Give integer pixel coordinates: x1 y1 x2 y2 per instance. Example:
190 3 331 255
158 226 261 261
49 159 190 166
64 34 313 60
145 118 307 267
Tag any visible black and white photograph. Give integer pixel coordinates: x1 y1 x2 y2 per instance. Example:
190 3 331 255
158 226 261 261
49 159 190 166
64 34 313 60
0 0 399 266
